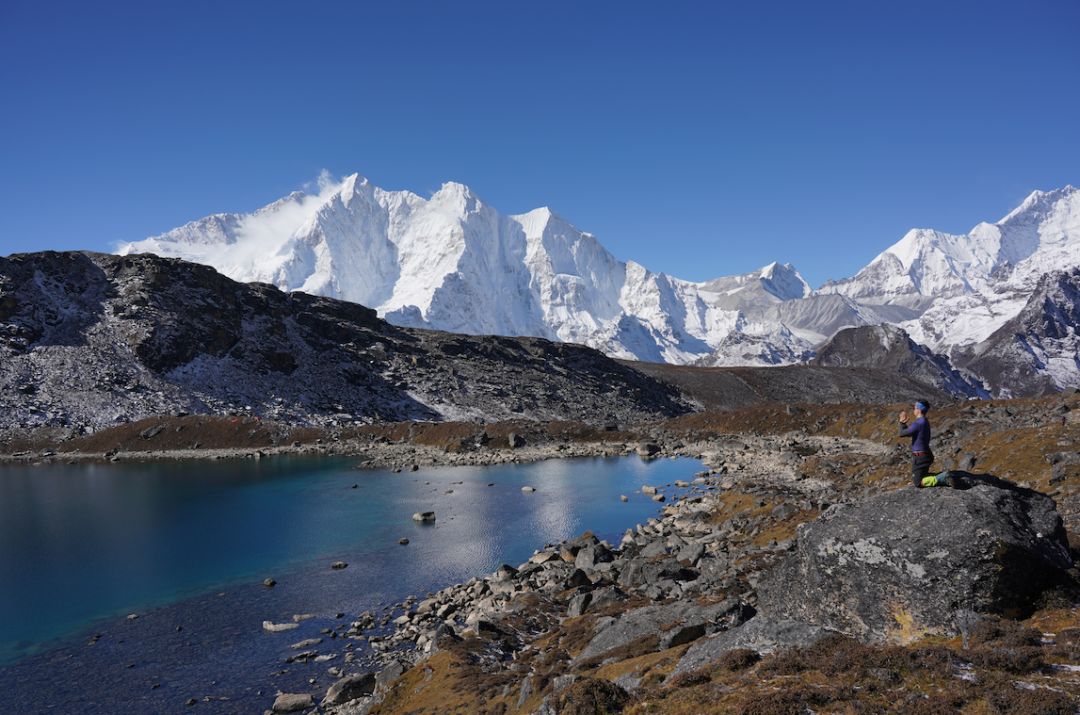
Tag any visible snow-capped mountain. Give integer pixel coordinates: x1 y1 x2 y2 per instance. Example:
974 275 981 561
954 268 1080 397
119 175 1080 391
820 186 1080 351
121 174 816 364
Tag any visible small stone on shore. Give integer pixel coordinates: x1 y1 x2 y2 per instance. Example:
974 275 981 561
262 621 299 633
521 486 536 493
263 578 276 588
399 538 410 545
331 561 348 570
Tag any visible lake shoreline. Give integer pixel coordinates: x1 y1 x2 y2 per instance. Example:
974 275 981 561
0 453 710 713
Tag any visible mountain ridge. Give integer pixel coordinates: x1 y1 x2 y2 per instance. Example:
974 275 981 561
119 174 1080 393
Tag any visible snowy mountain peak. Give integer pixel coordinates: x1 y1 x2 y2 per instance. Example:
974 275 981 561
118 173 1080 381
1000 185 1078 225
758 261 811 300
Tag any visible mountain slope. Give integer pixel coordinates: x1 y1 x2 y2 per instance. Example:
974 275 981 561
811 325 987 398
954 268 1080 397
0 251 692 436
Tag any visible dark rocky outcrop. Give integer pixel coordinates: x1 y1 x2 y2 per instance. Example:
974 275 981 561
625 359 954 411
755 479 1073 642
812 324 987 398
0 251 690 435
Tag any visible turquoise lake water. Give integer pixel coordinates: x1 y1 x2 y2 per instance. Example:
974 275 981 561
0 454 702 668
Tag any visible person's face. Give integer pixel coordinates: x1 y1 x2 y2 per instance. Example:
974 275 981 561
913 404 922 416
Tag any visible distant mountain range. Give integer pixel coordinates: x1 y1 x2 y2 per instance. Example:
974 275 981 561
119 176 1080 397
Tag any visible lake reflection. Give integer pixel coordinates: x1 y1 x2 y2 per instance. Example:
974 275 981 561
0 455 700 663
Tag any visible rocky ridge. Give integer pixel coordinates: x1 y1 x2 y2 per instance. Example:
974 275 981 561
0 251 689 437
812 323 988 398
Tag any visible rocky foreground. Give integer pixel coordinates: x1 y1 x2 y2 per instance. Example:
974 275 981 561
240 393 1080 715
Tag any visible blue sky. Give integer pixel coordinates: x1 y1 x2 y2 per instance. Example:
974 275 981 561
1 1 1077 287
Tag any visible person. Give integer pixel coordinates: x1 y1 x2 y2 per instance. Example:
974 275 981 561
898 400 939 487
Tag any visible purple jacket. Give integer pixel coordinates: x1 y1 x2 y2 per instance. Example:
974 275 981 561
900 416 931 454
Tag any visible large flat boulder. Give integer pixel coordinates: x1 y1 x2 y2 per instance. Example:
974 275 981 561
757 479 1073 642
573 599 747 664
673 617 833 676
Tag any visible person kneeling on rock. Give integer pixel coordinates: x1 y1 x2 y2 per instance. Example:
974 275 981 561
899 400 947 488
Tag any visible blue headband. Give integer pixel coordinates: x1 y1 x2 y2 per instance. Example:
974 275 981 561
915 401 928 412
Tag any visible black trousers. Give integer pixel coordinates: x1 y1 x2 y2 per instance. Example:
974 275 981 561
911 452 934 487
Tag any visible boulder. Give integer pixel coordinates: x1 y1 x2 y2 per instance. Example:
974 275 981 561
262 620 299 633
637 442 661 458
567 591 593 617
375 660 406 692
673 617 831 676
575 599 745 664
508 432 526 448
272 693 313 712
757 479 1072 642
412 511 436 523
574 544 614 570
321 672 376 706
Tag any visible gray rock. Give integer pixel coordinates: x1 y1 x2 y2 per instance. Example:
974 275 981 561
508 432 526 448
574 544 613 570
565 569 592 589
321 673 376 706
272 692 313 712
567 591 592 617
757 481 1072 641
290 638 323 649
492 564 518 582
588 585 627 612
139 424 165 439
677 542 705 565
660 622 707 649
637 442 661 458
375 660 406 693
673 617 833 676
576 599 743 663
640 541 668 559
262 620 299 633
770 503 797 520
411 511 436 523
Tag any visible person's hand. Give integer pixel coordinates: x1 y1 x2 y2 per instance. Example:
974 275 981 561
899 410 908 423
